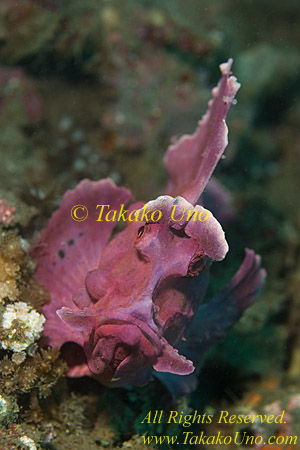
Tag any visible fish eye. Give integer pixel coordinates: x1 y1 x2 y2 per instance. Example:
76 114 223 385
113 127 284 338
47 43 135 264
169 225 190 239
137 226 145 238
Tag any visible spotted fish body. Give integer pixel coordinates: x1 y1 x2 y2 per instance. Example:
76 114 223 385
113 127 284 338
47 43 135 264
32 60 266 394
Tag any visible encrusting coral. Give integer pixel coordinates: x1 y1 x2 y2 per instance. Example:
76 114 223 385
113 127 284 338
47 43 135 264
0 230 49 309
0 199 16 226
1 301 45 352
0 232 22 302
0 230 67 429
0 347 67 398
0 231 49 354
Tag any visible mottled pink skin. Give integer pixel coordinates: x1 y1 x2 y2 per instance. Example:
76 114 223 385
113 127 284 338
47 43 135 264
33 179 133 352
32 60 265 389
156 248 266 397
165 60 240 204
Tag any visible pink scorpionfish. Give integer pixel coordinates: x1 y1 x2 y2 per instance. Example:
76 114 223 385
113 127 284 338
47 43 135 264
32 60 266 397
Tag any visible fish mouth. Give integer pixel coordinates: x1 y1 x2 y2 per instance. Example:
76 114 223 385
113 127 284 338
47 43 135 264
84 313 163 386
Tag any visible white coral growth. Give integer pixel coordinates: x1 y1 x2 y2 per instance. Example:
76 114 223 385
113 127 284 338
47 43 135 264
1 301 45 352
19 435 37 450
0 278 18 303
